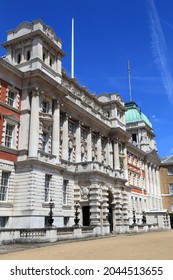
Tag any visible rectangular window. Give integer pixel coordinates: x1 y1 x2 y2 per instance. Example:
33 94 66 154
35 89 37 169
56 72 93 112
167 167 173 175
44 174 51 202
42 100 49 113
169 184 173 195
0 172 10 201
42 132 48 152
7 91 15 106
63 180 69 205
132 133 137 142
5 124 14 148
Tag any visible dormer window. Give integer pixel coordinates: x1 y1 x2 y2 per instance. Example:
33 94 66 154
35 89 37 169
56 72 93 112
26 50 31 61
17 53 21 64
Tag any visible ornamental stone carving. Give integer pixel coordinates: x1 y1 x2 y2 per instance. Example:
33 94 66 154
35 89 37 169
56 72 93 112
80 186 89 200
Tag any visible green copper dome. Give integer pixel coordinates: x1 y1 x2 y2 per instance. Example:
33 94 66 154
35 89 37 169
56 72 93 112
125 102 152 128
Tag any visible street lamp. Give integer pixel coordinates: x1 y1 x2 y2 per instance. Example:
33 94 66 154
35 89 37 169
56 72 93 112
74 201 80 227
142 211 147 224
48 198 55 226
133 208 136 224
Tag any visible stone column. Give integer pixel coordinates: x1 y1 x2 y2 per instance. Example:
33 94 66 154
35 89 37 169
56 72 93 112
52 99 60 163
28 88 40 158
144 162 150 209
113 139 120 170
18 89 30 155
62 114 68 161
149 164 154 209
123 144 128 181
144 162 149 193
89 182 101 226
156 167 162 210
87 127 92 161
97 133 102 163
75 121 81 162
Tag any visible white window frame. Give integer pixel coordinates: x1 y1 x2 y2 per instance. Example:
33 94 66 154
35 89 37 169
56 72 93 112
0 171 10 201
5 124 14 148
6 86 19 109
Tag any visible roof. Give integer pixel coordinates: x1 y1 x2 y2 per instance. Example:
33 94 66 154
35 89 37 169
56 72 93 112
161 155 173 164
125 101 152 128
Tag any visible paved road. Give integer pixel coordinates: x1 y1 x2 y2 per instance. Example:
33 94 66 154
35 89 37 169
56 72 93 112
0 230 173 260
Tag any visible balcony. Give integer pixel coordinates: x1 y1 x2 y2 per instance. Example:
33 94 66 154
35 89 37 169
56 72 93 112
60 159 125 180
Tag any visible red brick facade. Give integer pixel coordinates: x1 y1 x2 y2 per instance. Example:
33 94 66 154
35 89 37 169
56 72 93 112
0 78 21 162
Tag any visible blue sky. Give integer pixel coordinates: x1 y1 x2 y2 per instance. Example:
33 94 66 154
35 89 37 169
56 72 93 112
0 0 173 157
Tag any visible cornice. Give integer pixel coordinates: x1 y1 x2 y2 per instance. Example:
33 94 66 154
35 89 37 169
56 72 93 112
2 30 66 57
0 58 23 77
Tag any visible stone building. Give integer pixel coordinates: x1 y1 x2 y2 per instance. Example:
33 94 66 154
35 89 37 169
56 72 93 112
125 102 167 227
160 156 173 213
0 19 170 233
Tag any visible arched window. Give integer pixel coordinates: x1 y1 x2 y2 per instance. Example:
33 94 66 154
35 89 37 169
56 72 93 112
49 57 52 66
26 50 31 61
17 53 21 64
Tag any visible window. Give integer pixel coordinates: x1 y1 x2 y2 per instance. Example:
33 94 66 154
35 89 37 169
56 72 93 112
167 167 173 175
50 57 52 66
169 184 173 195
44 174 51 202
42 100 49 113
26 50 31 61
42 132 49 152
17 53 21 64
5 124 14 148
43 52 46 62
0 172 10 201
7 91 15 106
132 133 137 142
63 180 68 205
0 217 8 227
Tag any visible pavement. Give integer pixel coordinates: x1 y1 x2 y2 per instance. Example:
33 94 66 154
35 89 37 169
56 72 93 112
0 230 173 260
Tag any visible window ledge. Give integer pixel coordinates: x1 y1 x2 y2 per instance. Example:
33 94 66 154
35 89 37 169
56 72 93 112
0 145 18 155
0 202 13 208
0 100 20 113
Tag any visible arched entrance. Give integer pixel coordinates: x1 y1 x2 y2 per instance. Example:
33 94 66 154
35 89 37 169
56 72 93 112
108 190 114 233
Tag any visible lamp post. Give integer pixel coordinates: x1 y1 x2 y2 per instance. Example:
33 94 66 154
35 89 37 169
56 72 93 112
133 208 136 224
74 201 80 227
48 198 55 226
142 211 147 224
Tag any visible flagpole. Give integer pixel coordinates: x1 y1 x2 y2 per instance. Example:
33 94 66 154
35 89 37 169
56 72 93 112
71 17 74 78
128 60 132 101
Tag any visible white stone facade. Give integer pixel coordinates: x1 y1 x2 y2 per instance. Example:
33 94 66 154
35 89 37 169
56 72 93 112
0 19 170 233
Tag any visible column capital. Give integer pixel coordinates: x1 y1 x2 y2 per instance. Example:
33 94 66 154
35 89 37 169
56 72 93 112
113 137 119 144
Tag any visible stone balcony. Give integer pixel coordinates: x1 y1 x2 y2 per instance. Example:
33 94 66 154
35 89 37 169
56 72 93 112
61 159 125 180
